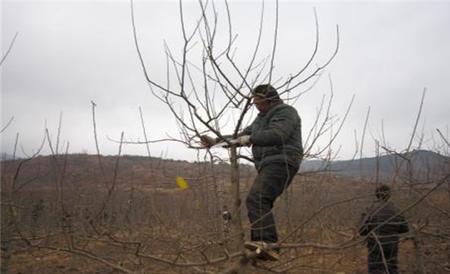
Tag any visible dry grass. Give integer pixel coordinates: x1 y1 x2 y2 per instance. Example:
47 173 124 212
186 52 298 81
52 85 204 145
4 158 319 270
2 156 449 273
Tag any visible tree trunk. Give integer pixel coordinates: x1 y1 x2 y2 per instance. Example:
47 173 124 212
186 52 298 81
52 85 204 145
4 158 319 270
229 146 245 251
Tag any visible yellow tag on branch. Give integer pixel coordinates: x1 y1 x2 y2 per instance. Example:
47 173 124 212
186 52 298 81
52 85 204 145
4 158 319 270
176 176 189 190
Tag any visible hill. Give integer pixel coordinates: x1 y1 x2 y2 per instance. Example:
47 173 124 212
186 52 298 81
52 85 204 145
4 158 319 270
300 149 449 182
0 153 254 191
1 150 448 190
0 152 17 161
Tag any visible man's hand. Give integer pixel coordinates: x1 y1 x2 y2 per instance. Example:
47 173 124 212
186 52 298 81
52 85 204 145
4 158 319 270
236 135 251 146
200 135 217 148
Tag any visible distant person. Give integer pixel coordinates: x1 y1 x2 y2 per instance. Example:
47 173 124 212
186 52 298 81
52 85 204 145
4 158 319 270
222 205 232 233
359 185 409 274
201 84 303 260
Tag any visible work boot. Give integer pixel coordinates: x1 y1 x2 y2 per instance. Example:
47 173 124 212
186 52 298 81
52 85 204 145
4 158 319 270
244 241 280 261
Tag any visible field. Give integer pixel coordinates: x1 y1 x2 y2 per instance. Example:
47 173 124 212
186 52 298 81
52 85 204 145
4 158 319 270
1 154 449 273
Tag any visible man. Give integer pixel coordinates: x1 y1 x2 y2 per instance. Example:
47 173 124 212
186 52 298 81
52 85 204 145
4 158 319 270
359 185 409 274
201 84 303 260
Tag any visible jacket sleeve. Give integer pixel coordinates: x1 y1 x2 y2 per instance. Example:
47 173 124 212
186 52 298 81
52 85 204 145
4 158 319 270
240 125 253 136
250 107 298 146
358 211 371 236
395 213 409 234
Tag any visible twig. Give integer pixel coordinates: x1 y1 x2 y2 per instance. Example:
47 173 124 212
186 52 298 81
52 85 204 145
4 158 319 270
0 32 19 66
406 88 426 152
0 116 14 133
436 128 450 149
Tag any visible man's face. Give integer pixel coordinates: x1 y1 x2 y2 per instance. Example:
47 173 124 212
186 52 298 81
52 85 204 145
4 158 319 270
252 96 271 113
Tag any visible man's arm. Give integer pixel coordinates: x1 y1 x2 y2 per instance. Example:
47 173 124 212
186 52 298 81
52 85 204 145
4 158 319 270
395 212 409 234
358 212 371 236
239 125 252 137
200 124 253 148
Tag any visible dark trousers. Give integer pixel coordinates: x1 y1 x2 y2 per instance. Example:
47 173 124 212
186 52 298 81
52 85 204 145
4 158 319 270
245 162 298 243
367 241 399 274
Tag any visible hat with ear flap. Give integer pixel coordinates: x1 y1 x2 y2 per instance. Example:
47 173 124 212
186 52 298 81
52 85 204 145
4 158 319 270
252 84 280 101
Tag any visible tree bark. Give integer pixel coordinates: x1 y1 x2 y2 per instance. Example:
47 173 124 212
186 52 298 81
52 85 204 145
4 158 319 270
229 146 245 251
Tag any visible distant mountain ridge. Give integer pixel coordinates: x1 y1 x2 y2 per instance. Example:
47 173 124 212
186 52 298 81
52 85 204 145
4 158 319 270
1 150 448 186
300 149 449 182
0 152 17 161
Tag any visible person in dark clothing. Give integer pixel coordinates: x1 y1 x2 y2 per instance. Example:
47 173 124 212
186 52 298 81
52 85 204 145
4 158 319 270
359 185 409 274
201 84 303 260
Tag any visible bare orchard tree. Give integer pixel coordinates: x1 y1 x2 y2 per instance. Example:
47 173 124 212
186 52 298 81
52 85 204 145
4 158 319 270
131 0 338 270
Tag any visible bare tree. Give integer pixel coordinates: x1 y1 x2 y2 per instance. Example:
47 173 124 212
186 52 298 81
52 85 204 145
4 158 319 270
130 0 339 271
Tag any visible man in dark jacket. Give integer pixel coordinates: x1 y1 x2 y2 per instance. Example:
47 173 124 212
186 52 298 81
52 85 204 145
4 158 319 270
359 185 409 274
201 84 303 260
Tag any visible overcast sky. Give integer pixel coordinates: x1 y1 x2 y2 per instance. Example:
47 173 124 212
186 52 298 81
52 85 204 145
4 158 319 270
1 0 449 162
